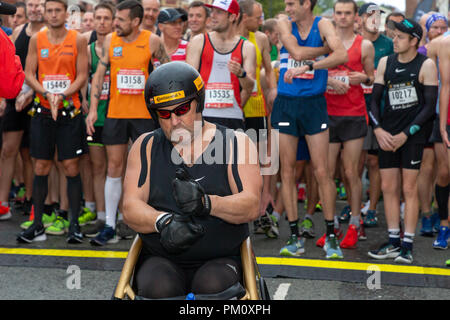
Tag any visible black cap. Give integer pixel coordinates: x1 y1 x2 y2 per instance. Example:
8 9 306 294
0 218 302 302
0 1 17 15
358 2 385 16
393 18 423 41
157 8 187 24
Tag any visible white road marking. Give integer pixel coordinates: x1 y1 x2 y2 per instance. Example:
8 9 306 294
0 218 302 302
273 283 291 300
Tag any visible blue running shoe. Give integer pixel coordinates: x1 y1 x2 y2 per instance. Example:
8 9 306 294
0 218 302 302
324 234 343 259
420 216 434 237
90 225 118 246
363 210 378 227
280 235 305 256
433 226 449 250
339 205 351 223
431 212 441 233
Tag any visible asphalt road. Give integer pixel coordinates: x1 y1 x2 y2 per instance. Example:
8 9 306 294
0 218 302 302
0 199 449 300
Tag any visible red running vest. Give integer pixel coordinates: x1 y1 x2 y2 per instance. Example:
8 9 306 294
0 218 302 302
325 35 366 118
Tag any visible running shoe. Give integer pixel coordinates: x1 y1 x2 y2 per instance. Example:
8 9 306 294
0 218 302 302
297 185 306 202
299 218 315 238
279 234 305 256
394 246 413 264
15 186 26 202
90 225 118 246
446 259 450 267
17 223 47 243
316 228 343 247
432 226 449 250
420 216 434 237
0 204 12 221
340 224 358 249
338 183 347 200
368 242 401 260
363 210 378 227
315 202 323 212
116 220 137 239
67 223 83 244
45 215 69 235
78 207 97 226
431 212 441 233
253 218 265 234
338 205 351 223
83 219 105 238
21 211 57 229
324 234 343 259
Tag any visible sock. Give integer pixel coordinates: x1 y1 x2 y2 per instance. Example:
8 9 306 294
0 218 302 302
97 211 106 221
289 219 299 237
435 184 449 221
85 201 96 213
349 215 360 227
334 215 340 229
67 174 82 227
31 175 49 228
304 213 313 221
388 229 401 247
43 204 53 215
403 232 414 250
325 219 335 236
105 176 122 229
58 210 68 220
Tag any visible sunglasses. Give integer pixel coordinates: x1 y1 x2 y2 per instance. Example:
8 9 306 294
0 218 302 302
156 99 194 119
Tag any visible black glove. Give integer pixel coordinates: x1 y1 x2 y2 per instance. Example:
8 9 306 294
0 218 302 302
158 213 205 255
172 168 211 217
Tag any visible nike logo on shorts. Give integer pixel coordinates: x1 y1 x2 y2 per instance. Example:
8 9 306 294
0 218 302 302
411 160 421 165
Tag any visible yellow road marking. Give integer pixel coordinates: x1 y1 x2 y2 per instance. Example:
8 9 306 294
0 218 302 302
256 257 450 277
0 248 449 277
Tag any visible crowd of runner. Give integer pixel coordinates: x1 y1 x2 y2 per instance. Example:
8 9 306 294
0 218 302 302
0 0 449 266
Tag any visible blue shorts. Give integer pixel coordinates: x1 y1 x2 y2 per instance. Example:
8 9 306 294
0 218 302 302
297 136 311 161
271 94 329 137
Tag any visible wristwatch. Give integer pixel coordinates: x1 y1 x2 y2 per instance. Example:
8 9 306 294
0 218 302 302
238 69 247 78
304 60 314 71
364 77 371 85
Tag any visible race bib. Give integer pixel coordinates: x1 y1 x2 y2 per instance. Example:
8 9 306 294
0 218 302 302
116 69 145 95
42 75 71 94
287 56 314 79
361 70 375 94
205 83 234 109
100 74 110 100
326 70 349 94
388 82 418 109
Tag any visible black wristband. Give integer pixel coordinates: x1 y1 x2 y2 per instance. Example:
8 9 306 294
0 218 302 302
364 77 371 85
43 91 50 100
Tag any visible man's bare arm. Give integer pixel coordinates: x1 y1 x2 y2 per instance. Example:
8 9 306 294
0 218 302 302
185 33 204 70
150 33 170 65
313 18 348 69
24 35 46 95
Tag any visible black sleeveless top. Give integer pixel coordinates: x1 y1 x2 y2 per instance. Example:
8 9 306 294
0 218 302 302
15 23 30 69
139 125 249 267
6 24 30 105
382 53 432 143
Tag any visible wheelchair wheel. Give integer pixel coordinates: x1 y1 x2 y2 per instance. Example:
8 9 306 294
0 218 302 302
258 277 271 300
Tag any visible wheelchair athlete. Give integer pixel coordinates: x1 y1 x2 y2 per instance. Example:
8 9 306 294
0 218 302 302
122 61 262 299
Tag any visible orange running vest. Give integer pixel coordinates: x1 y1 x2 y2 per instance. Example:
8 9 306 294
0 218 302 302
36 29 80 109
108 30 152 119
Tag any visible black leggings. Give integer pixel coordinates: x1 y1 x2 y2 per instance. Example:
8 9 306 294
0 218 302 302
134 256 242 299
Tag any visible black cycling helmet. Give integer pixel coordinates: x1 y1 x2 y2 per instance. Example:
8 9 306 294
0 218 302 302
145 61 205 120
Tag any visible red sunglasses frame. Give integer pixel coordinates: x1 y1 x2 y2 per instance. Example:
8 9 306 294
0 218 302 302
156 99 194 119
